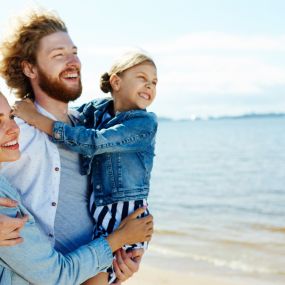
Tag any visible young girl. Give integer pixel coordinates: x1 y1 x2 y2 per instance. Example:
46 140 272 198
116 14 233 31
14 51 158 284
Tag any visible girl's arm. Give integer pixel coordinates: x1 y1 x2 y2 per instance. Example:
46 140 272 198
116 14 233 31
13 99 54 135
13 99 157 157
52 111 157 156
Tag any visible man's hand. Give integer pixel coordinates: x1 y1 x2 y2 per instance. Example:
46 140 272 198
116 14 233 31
113 248 144 284
0 198 28 246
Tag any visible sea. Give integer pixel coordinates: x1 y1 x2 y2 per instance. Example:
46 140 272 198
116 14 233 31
147 117 285 285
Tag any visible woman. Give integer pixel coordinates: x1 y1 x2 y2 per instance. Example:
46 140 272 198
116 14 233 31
0 93 153 284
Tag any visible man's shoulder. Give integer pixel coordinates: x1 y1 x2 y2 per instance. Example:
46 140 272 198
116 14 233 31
15 117 52 150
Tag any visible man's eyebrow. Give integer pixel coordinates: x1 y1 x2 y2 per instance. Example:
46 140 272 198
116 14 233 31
49 46 78 53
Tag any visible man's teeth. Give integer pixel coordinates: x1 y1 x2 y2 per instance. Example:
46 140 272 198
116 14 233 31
64 73 78 78
1 140 18 147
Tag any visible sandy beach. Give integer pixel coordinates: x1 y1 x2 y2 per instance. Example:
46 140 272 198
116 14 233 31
125 263 247 285
123 252 278 285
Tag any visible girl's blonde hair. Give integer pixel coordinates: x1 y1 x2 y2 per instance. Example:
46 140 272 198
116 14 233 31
100 51 156 93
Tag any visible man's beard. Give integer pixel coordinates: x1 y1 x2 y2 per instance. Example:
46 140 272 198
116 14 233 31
37 66 82 103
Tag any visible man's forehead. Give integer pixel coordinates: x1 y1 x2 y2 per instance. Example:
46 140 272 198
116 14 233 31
38 31 77 53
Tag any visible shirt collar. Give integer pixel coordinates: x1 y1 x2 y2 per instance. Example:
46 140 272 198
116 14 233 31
34 102 80 121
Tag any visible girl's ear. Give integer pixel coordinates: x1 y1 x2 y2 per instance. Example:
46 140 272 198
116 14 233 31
110 74 121 92
21 61 37 79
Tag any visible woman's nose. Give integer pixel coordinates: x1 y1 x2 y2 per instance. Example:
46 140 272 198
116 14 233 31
7 120 20 136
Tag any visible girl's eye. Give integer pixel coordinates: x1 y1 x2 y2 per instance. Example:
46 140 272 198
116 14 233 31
54 54 63 58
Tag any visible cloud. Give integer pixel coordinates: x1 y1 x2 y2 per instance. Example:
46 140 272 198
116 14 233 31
145 33 285 96
155 55 285 95
79 32 285 97
145 32 285 53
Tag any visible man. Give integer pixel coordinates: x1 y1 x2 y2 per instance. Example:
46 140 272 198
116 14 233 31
0 9 145 284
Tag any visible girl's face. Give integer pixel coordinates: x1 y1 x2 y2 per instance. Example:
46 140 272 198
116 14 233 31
0 95 20 163
113 62 157 112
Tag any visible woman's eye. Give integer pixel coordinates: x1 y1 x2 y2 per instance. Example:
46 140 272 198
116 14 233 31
9 114 15 120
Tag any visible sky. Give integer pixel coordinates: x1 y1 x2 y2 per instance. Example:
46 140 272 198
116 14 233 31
0 0 285 119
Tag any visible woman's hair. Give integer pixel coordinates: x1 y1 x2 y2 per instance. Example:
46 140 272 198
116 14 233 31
100 51 156 93
0 9 67 99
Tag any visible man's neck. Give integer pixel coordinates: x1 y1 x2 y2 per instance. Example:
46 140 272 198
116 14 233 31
35 95 70 123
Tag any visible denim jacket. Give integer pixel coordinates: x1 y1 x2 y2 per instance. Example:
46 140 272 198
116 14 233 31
0 175 113 285
52 98 157 206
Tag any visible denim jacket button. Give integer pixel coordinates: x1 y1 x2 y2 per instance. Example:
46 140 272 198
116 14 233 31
99 199 103 203
96 185 101 189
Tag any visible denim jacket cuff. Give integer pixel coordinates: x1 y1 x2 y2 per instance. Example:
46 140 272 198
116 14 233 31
89 237 113 269
52 121 66 142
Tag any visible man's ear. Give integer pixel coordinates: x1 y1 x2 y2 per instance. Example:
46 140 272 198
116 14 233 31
21 61 37 79
110 74 121 91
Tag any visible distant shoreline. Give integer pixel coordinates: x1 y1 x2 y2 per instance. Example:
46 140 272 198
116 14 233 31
158 113 285 122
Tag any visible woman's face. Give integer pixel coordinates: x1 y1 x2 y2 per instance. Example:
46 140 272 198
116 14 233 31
0 95 20 163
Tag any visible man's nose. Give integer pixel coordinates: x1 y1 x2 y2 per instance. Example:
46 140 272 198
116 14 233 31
66 54 81 68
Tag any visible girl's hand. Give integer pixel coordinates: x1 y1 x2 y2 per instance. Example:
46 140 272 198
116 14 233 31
12 99 39 126
106 207 153 252
118 207 153 245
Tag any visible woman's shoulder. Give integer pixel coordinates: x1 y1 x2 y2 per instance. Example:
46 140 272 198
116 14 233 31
0 175 10 186
0 175 19 199
0 175 14 190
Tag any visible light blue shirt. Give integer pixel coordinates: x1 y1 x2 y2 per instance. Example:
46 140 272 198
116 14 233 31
54 143 94 253
0 103 76 244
